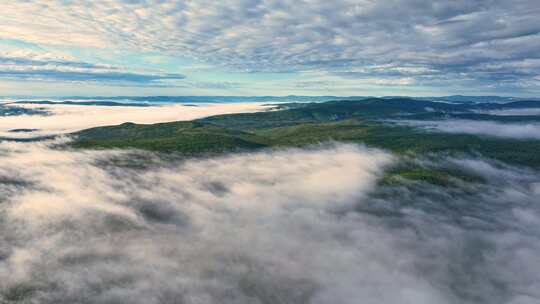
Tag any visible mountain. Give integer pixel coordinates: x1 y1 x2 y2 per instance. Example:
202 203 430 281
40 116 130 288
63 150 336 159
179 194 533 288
73 121 268 154
8 95 539 105
71 98 540 168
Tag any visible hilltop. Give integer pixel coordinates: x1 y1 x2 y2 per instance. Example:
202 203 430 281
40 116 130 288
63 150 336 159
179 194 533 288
71 98 540 169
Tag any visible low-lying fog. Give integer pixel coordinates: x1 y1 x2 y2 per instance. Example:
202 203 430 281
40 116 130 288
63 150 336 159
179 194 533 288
0 140 538 304
393 119 540 140
474 108 540 116
0 103 266 138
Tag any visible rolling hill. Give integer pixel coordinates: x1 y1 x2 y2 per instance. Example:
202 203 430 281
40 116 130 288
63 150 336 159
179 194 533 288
70 98 540 169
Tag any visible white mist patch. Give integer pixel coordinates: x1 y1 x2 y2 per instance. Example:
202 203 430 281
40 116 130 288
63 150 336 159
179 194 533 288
474 108 540 116
1 140 539 303
0 102 266 138
2 141 432 304
394 119 540 140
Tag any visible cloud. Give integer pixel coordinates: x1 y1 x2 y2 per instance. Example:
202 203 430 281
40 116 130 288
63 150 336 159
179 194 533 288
0 140 539 303
0 141 399 303
0 102 267 138
1 0 539 92
0 54 185 84
0 69 185 83
393 119 540 140
365 155 540 303
474 108 540 116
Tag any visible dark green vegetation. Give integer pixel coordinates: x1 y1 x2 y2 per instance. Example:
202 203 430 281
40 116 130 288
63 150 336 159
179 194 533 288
73 121 267 154
71 98 540 183
380 158 487 187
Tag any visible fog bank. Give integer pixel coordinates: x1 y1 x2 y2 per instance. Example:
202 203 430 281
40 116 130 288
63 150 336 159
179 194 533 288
0 140 539 303
394 119 540 140
0 103 266 138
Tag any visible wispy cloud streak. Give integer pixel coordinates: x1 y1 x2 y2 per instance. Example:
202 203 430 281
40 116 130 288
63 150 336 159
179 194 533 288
393 119 540 140
0 54 185 84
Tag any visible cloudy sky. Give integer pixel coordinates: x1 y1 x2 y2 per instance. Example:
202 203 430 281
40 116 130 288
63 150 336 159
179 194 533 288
1 0 540 97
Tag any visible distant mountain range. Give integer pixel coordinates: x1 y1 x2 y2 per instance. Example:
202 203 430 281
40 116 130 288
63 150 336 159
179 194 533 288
3 95 539 104
70 97 540 169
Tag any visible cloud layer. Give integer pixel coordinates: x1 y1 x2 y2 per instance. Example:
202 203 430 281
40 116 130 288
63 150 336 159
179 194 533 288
474 108 540 116
0 102 266 138
0 140 539 303
1 0 540 93
0 142 395 303
394 119 540 140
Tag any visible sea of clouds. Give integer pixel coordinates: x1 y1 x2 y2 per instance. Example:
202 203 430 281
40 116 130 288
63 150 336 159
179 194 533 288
0 102 266 139
0 139 539 304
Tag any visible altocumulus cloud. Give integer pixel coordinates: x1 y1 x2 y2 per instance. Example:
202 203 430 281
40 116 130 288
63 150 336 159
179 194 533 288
0 140 539 303
1 0 540 91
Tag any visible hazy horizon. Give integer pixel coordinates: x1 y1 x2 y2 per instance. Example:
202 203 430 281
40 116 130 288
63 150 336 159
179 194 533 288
2 1 540 303
2 94 538 99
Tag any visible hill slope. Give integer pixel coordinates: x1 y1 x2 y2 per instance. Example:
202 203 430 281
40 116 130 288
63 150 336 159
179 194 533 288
70 98 540 168
73 121 269 154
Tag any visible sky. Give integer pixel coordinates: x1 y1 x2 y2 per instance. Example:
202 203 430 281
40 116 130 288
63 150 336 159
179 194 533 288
1 0 540 97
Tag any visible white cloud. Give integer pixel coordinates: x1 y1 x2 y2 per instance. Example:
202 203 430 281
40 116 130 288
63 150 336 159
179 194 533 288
475 108 540 116
0 53 186 84
0 140 539 303
1 141 420 303
0 0 539 92
394 119 540 140
0 102 267 138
